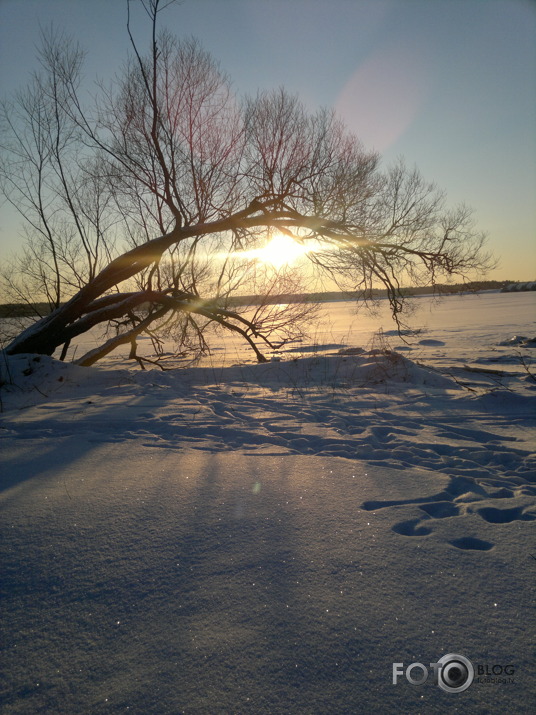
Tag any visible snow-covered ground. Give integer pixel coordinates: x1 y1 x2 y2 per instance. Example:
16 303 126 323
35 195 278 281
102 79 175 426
1 291 535 714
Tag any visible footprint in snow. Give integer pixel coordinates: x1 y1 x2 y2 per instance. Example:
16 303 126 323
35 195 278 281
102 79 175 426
449 537 495 551
476 505 536 524
392 518 433 537
419 501 461 518
418 339 446 346
371 473 532 549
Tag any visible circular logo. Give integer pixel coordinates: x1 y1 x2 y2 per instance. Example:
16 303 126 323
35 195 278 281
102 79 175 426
437 653 474 693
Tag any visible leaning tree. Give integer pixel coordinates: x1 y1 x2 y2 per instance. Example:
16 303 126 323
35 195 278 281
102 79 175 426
0 0 492 366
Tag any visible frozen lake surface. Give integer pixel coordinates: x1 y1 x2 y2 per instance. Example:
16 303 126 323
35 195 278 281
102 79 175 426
0 289 535 713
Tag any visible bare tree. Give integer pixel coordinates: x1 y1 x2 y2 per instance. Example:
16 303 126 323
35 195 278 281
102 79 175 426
1 0 493 366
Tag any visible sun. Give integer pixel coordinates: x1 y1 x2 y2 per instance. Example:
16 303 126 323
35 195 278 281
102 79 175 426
251 233 309 269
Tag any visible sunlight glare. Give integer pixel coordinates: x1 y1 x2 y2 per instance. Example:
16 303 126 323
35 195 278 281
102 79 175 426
250 233 309 269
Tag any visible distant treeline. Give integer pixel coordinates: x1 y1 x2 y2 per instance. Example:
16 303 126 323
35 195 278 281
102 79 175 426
0 280 532 317
0 303 55 318
226 280 530 307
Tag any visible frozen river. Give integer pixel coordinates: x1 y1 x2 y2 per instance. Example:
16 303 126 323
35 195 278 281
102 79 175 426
1 290 534 373
55 289 536 373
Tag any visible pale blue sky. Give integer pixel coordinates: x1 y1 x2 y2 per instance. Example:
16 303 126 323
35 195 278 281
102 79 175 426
1 0 535 281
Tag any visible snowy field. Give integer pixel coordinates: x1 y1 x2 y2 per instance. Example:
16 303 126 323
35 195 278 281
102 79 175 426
1 291 535 714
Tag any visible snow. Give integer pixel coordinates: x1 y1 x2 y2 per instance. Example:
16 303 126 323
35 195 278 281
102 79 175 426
1 291 535 714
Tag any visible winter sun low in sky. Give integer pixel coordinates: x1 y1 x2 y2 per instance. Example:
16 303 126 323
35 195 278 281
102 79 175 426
235 234 314 270
0 0 535 281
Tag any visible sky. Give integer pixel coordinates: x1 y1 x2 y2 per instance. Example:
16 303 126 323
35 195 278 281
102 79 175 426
0 0 535 282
